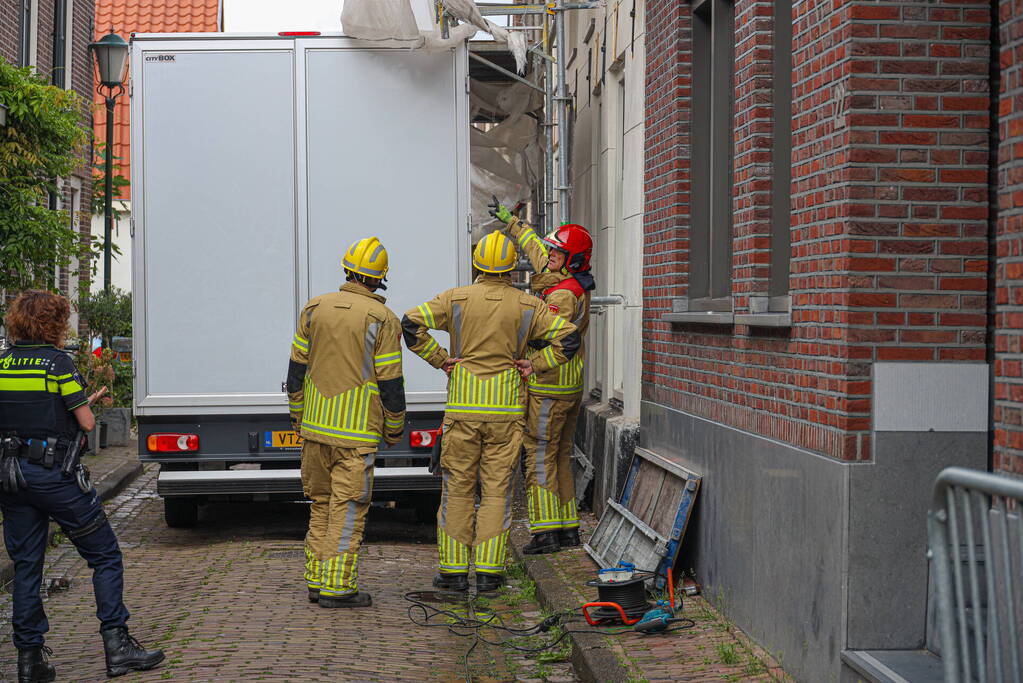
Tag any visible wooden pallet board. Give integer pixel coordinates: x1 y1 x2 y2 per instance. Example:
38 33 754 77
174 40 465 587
584 447 701 589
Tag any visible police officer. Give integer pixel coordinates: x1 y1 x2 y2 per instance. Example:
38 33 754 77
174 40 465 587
287 237 406 608
402 231 581 592
490 199 595 555
0 290 164 681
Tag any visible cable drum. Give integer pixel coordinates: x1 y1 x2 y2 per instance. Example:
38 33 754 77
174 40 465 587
584 573 653 624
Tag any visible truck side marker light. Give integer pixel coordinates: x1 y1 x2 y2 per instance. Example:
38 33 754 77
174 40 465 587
147 433 199 453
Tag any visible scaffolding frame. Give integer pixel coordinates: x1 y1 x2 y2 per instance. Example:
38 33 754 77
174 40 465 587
457 1 603 233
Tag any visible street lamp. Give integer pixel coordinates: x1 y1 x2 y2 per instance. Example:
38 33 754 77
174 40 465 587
89 30 129 292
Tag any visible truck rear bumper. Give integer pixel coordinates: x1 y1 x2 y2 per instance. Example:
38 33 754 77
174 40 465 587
157 467 439 497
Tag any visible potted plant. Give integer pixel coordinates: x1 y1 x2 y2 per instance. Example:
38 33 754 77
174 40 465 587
72 345 116 452
76 289 133 447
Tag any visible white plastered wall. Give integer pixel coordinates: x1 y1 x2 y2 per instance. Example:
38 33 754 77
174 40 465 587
564 0 645 418
90 202 133 294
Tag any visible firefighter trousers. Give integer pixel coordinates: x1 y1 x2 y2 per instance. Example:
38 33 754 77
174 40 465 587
301 440 376 597
523 394 582 534
437 418 523 576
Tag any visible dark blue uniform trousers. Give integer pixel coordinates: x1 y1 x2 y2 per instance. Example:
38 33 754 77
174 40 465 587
0 458 129 650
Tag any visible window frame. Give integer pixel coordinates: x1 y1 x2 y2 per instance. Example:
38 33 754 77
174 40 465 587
770 0 792 299
688 0 735 312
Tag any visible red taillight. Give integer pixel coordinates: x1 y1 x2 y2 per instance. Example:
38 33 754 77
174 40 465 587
147 433 199 453
278 31 321 36
409 428 440 449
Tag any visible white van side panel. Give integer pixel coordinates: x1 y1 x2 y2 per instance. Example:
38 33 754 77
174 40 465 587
131 36 469 416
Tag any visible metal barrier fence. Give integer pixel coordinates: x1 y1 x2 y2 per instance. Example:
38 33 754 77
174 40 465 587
928 467 1023 683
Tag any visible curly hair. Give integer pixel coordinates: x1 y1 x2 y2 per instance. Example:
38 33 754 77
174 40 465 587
4 290 71 347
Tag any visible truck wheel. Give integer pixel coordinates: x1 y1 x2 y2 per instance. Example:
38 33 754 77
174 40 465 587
413 493 441 524
164 497 199 528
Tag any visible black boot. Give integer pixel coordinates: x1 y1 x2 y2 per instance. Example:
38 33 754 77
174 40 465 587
101 627 165 677
432 572 469 591
17 647 55 683
522 531 560 555
308 587 319 603
558 528 581 547
319 592 372 608
476 573 505 592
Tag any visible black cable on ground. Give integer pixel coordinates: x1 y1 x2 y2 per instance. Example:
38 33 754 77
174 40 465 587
402 589 698 683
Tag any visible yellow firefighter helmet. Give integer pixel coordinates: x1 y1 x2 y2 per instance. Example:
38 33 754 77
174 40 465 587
342 236 389 281
472 231 516 273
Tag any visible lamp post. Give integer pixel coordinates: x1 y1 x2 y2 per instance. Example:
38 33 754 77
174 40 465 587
89 30 129 292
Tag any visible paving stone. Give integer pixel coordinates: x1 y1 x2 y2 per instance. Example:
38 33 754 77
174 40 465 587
0 469 579 682
509 503 794 683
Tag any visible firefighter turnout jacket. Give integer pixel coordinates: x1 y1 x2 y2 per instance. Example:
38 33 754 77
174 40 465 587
287 282 406 447
0 343 89 442
505 217 592 400
401 274 582 420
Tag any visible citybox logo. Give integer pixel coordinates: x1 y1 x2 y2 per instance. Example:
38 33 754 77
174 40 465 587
145 54 176 62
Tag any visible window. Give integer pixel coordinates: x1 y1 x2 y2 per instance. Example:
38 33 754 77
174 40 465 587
611 75 626 400
51 0 68 88
770 0 792 298
18 0 35 67
689 0 735 310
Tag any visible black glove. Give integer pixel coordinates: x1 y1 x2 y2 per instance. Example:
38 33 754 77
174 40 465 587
1 455 27 494
428 430 443 476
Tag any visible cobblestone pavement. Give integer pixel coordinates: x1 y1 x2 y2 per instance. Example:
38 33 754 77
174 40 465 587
0 468 578 682
511 509 793 683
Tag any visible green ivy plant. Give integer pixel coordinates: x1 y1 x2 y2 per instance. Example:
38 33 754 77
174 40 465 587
0 59 88 318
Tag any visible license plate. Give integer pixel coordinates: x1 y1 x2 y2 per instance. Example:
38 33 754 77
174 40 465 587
265 430 304 449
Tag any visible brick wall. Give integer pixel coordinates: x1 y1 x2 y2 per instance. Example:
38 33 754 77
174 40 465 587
1 0 96 301
996 0 1023 477
643 0 992 462
643 0 689 331
0 2 19 65
732 0 774 306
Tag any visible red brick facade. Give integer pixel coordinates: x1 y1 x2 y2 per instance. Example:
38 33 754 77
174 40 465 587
1 0 97 300
996 0 1023 476
643 0 996 464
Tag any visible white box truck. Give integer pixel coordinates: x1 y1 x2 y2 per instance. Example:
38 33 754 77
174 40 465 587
129 33 469 526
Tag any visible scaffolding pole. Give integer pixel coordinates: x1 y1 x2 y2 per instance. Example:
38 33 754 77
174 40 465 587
543 11 556 233
554 2 570 226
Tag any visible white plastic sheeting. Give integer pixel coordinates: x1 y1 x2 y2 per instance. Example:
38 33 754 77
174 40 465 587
341 0 527 73
470 112 541 240
339 0 421 42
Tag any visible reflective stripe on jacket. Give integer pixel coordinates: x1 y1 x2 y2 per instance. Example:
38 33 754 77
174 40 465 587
505 217 592 399
0 343 88 440
287 282 406 447
401 274 581 422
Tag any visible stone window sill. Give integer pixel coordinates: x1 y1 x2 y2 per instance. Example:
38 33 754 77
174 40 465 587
734 312 792 328
661 311 735 325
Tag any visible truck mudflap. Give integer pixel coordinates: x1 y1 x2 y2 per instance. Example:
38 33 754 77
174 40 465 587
157 466 438 497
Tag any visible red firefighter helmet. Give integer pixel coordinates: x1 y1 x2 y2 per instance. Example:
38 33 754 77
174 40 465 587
543 223 593 273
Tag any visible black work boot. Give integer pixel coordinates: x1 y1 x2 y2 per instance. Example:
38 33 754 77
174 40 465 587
558 528 581 547
433 572 469 592
101 627 165 677
476 573 505 592
319 592 372 608
522 531 560 555
17 647 55 683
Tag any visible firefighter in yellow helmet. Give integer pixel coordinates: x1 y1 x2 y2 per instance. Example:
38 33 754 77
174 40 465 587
402 231 581 592
287 237 406 607
490 198 595 555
